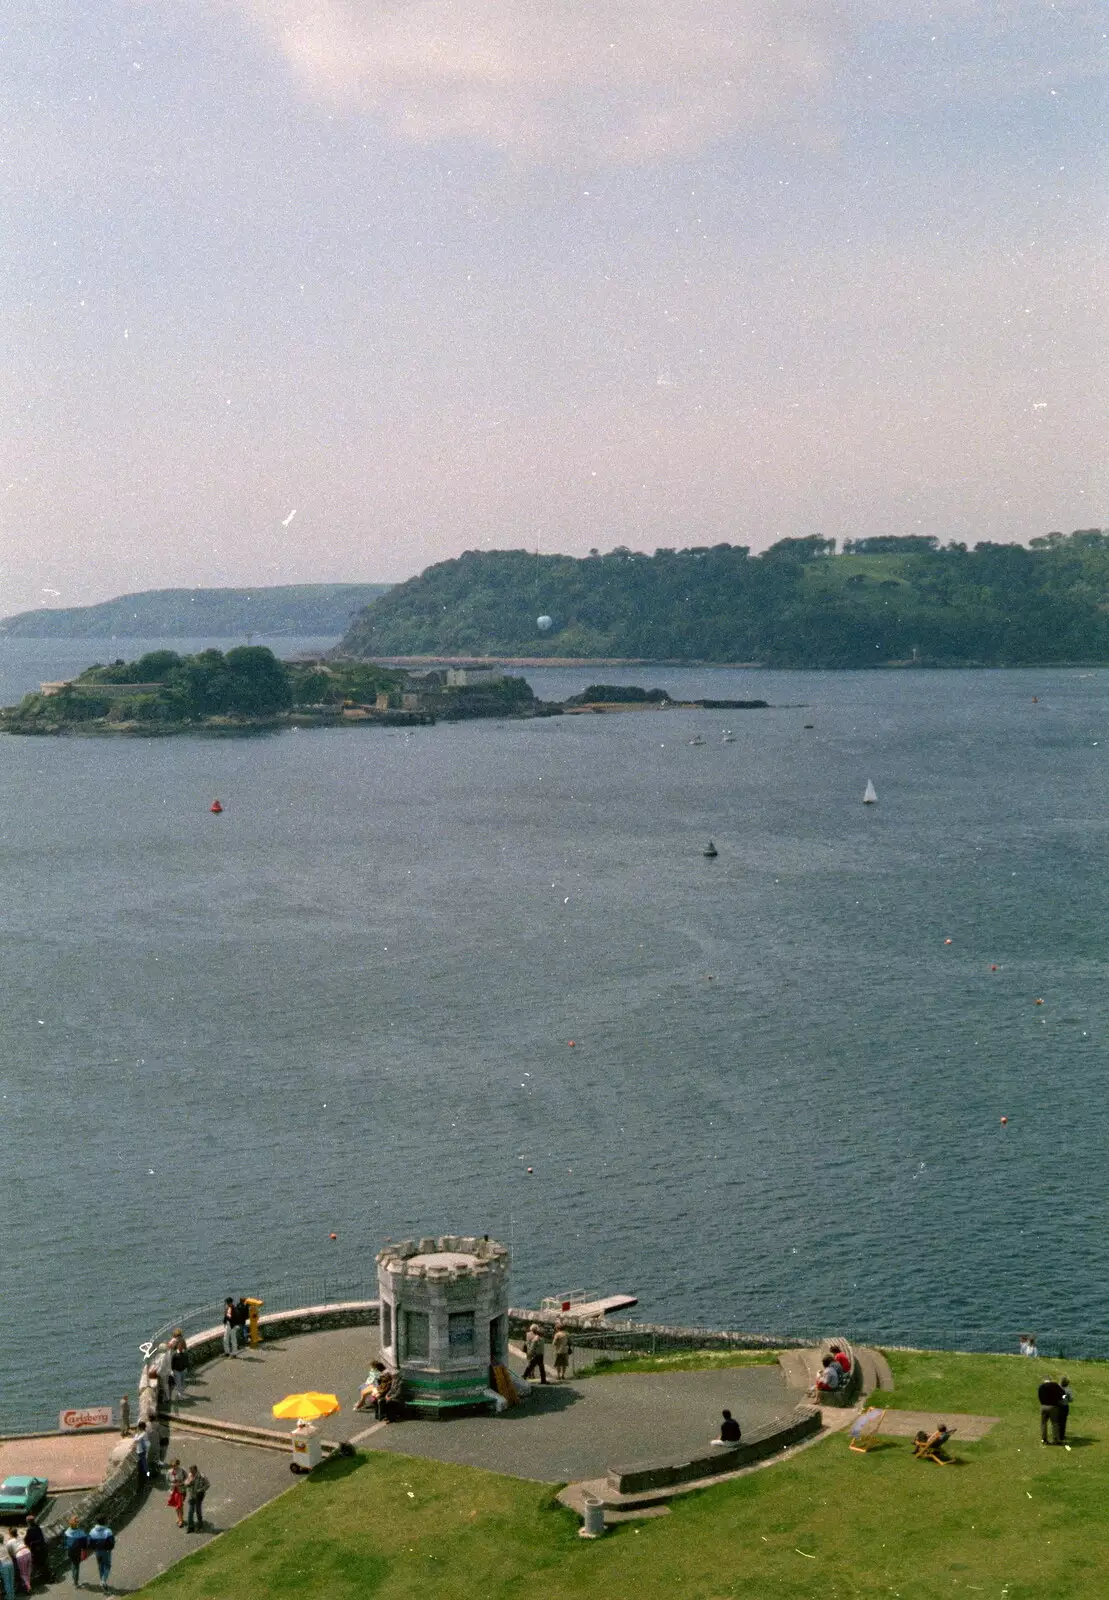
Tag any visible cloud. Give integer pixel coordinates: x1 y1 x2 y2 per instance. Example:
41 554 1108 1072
231 0 842 163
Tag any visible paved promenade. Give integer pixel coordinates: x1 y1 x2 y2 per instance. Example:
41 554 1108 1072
40 1327 798 1593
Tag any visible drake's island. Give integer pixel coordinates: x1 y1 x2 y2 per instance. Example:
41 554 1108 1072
0 649 768 735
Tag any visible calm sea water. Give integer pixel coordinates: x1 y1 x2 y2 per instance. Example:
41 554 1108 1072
2 639 1108 1428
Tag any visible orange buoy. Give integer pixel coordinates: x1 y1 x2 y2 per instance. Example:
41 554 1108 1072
210 800 223 814
991 964 998 971
944 938 952 945
1000 1116 1008 1125
568 1040 575 1047
1035 998 1045 1005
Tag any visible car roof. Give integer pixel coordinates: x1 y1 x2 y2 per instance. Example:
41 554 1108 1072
0 1477 42 1490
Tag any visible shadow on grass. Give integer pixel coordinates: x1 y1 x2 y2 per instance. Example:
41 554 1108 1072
303 1452 371 1484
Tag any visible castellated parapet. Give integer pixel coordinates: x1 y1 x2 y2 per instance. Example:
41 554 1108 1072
376 1234 510 1416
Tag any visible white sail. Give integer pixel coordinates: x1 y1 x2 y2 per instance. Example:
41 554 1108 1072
863 780 878 804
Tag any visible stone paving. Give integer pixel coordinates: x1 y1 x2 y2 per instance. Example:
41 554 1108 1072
40 1327 800 1593
0 1431 115 1491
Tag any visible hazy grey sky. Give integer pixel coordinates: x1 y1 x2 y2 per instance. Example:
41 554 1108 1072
2 1 1105 612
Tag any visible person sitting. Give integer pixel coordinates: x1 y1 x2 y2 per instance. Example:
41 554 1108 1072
829 1344 852 1375
913 1424 954 1462
355 1361 387 1412
815 1354 842 1392
375 1368 400 1422
711 1409 742 1445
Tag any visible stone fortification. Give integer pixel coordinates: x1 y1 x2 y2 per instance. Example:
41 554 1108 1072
378 1235 510 1415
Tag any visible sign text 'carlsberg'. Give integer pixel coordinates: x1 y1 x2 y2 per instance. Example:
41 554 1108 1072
59 1406 113 1432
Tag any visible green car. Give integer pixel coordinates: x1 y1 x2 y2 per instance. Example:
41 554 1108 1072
0 1476 48 1516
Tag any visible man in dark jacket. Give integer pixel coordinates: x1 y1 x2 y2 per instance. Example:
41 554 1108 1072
21 1516 46 1585
1038 1376 1066 1443
233 1298 250 1350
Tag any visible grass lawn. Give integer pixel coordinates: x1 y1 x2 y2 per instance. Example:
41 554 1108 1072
574 1348 780 1377
140 1351 1109 1600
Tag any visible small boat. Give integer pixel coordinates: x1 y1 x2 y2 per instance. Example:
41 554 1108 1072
688 734 706 746
703 839 718 858
863 780 877 805
721 730 735 743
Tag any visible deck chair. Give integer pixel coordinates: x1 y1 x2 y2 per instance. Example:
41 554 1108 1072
912 1426 955 1464
848 1407 885 1453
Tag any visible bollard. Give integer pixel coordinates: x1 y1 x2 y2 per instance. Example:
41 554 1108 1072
579 1496 606 1539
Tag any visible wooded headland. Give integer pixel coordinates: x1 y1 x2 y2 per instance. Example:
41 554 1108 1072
338 532 1109 667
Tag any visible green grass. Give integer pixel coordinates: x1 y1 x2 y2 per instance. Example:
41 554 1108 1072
140 1351 1109 1600
574 1348 780 1378
802 553 913 591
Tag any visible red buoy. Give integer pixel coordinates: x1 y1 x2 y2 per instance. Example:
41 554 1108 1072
210 800 223 814
1000 1116 1008 1125
329 1232 338 1241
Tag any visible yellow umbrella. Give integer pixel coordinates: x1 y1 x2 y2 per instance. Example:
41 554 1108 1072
272 1392 341 1420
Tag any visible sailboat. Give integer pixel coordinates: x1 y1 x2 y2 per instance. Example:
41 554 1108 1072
703 839 718 858
863 780 877 805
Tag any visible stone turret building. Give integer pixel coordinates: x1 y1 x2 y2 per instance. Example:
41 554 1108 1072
377 1234 510 1416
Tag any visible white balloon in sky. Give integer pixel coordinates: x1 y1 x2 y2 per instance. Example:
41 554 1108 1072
537 615 553 631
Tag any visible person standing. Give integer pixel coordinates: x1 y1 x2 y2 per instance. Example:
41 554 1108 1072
1058 1376 1073 1443
134 1424 150 1481
166 1459 186 1527
1038 1375 1066 1444
20 1517 45 1589
222 1298 237 1357
551 1324 572 1381
146 1415 165 1476
522 1324 547 1384
233 1298 250 1351
63 1518 87 1589
169 1330 189 1402
153 1344 172 1408
185 1466 209 1532
86 1523 115 1593
6 1528 30 1596
0 1535 15 1600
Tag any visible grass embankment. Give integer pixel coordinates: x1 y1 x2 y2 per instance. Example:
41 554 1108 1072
574 1348 780 1377
141 1350 1109 1599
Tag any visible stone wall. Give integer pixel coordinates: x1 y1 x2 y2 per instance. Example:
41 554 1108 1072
507 1310 811 1352
42 1454 142 1580
607 1404 821 1496
184 1300 379 1371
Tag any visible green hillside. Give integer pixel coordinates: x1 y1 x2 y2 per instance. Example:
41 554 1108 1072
0 583 390 638
337 531 1109 667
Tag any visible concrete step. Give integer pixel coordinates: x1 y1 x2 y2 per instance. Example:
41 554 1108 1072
778 1349 816 1389
168 1415 324 1454
855 1347 894 1396
558 1419 836 1525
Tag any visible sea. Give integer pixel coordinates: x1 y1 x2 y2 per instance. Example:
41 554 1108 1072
2 637 1107 1430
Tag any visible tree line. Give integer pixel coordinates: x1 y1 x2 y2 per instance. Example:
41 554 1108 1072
337 531 1109 667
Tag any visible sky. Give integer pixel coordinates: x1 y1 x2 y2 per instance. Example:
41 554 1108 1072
1 0 1106 614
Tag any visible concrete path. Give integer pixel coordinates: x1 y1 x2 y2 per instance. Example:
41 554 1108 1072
871 1410 999 1442
41 1438 297 1595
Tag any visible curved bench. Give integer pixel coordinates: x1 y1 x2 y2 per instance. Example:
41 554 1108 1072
605 1403 821 1500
